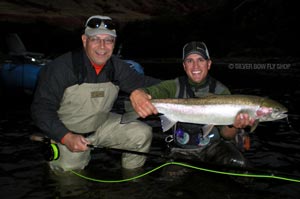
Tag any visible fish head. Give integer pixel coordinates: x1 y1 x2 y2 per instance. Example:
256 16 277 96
257 98 288 122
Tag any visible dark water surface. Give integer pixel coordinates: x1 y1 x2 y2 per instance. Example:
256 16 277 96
1 61 300 199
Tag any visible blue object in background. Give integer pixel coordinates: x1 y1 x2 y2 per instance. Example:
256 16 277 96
125 59 144 75
0 62 42 93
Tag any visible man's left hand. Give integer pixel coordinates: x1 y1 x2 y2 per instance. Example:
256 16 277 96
233 113 255 129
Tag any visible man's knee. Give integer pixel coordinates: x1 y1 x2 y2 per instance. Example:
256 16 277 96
128 122 153 144
49 144 91 172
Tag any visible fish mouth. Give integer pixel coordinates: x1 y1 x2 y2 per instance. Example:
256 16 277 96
274 111 288 120
279 114 287 119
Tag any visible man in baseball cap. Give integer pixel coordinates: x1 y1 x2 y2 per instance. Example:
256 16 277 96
31 15 160 175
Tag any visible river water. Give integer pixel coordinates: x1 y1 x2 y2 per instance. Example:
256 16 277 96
1 61 300 199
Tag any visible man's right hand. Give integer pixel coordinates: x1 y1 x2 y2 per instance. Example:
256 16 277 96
61 132 90 152
129 89 158 118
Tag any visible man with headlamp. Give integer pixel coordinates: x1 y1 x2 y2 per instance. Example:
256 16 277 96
31 15 160 173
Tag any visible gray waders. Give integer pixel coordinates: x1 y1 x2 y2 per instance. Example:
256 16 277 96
51 82 152 171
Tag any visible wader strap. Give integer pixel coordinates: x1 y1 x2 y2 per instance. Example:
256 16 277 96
208 76 217 93
105 59 117 85
72 49 87 85
178 76 195 98
178 75 217 98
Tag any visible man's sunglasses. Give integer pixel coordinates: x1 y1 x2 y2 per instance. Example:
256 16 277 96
85 18 116 30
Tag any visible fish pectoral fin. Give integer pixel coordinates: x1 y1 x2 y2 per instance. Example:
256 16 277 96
250 120 259 132
202 124 215 137
121 111 139 124
159 115 176 132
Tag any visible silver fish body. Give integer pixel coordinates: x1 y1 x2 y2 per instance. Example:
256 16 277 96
122 94 288 132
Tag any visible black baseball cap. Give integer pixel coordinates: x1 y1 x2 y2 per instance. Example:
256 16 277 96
182 41 210 60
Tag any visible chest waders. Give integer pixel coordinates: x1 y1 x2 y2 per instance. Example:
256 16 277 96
57 82 119 133
166 76 219 149
168 76 247 168
49 50 119 170
48 51 152 171
49 82 119 170
58 50 119 133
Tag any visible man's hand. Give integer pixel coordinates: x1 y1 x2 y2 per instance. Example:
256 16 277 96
130 89 158 118
61 132 90 152
221 113 255 139
232 113 255 129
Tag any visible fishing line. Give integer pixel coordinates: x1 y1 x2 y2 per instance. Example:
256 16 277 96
69 161 300 183
30 135 300 183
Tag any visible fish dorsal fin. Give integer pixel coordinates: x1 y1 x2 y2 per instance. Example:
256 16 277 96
159 115 177 132
202 124 215 137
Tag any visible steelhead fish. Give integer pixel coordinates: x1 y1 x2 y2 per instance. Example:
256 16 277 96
121 94 288 133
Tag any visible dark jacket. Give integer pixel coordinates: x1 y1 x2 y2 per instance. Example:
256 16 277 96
31 49 160 142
